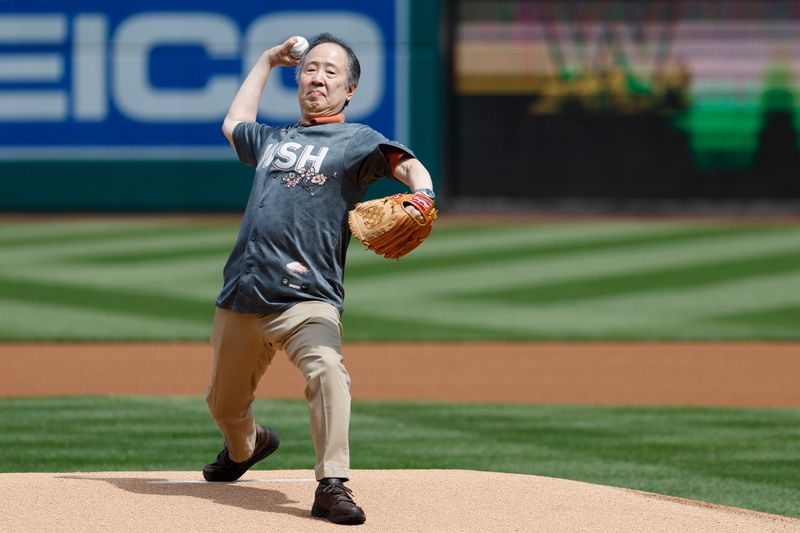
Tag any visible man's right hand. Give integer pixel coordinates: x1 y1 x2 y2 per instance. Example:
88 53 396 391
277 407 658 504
265 37 303 68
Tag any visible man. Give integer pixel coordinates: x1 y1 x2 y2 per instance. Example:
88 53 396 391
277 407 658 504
202 33 435 525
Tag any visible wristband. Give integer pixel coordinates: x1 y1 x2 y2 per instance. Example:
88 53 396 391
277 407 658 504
414 188 436 200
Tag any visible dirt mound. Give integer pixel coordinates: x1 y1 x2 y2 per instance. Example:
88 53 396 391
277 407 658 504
3 470 798 532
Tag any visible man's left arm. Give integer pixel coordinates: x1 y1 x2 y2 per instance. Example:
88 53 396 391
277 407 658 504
390 153 434 222
390 153 434 194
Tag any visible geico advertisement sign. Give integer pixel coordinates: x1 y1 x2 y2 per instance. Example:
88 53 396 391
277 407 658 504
0 11 386 122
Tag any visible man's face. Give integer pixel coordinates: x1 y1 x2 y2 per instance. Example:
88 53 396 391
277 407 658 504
297 42 354 119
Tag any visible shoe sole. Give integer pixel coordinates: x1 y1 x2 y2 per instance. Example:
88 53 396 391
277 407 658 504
311 503 366 525
202 427 280 482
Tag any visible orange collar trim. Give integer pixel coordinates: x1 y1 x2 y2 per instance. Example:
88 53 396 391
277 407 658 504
301 114 346 126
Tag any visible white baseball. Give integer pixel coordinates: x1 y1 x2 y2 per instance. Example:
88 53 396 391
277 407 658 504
290 36 309 59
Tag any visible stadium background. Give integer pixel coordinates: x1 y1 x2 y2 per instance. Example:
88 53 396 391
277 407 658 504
1 0 799 521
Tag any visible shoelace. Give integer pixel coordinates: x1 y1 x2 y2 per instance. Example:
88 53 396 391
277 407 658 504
320 483 356 503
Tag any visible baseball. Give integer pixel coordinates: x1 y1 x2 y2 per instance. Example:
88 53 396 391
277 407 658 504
290 36 309 59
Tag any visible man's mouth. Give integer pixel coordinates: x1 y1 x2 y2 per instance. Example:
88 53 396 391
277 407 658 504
307 90 324 97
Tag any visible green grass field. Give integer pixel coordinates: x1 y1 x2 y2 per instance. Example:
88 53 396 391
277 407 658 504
2 218 799 519
1 218 799 340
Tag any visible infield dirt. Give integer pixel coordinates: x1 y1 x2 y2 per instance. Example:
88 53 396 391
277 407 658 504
1 342 798 406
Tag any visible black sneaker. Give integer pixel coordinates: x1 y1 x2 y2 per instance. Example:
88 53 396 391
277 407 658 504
202 425 279 482
311 478 366 525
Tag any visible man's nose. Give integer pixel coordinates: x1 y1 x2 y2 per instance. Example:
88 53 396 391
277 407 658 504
310 71 325 84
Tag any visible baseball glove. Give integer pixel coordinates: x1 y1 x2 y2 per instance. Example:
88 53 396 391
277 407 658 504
348 192 437 259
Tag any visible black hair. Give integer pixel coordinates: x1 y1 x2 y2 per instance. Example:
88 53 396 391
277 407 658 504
295 33 361 91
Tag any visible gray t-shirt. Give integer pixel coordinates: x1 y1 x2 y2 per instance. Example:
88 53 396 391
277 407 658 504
215 120 413 315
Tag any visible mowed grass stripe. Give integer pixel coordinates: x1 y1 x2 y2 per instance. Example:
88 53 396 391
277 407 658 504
10 259 225 301
13 257 226 299
453 249 800 305
1 230 236 267
340 309 510 340
346 221 696 265
569 272 800 338
0 219 173 241
714 304 800 329
0 222 232 249
561 270 800 321
0 299 209 340
73 243 234 265
344 226 774 278
0 277 212 323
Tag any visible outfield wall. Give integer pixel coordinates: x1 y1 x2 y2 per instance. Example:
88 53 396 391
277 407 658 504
7 0 797 212
0 0 444 211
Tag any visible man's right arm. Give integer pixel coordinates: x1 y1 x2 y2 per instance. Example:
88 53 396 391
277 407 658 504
222 37 301 150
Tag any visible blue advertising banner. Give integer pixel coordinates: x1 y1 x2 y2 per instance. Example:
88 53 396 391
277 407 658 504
0 0 408 159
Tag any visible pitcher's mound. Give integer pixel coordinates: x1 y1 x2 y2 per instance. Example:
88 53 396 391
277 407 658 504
3 469 798 532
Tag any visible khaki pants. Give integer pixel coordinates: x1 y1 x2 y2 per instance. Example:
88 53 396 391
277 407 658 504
205 301 351 480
